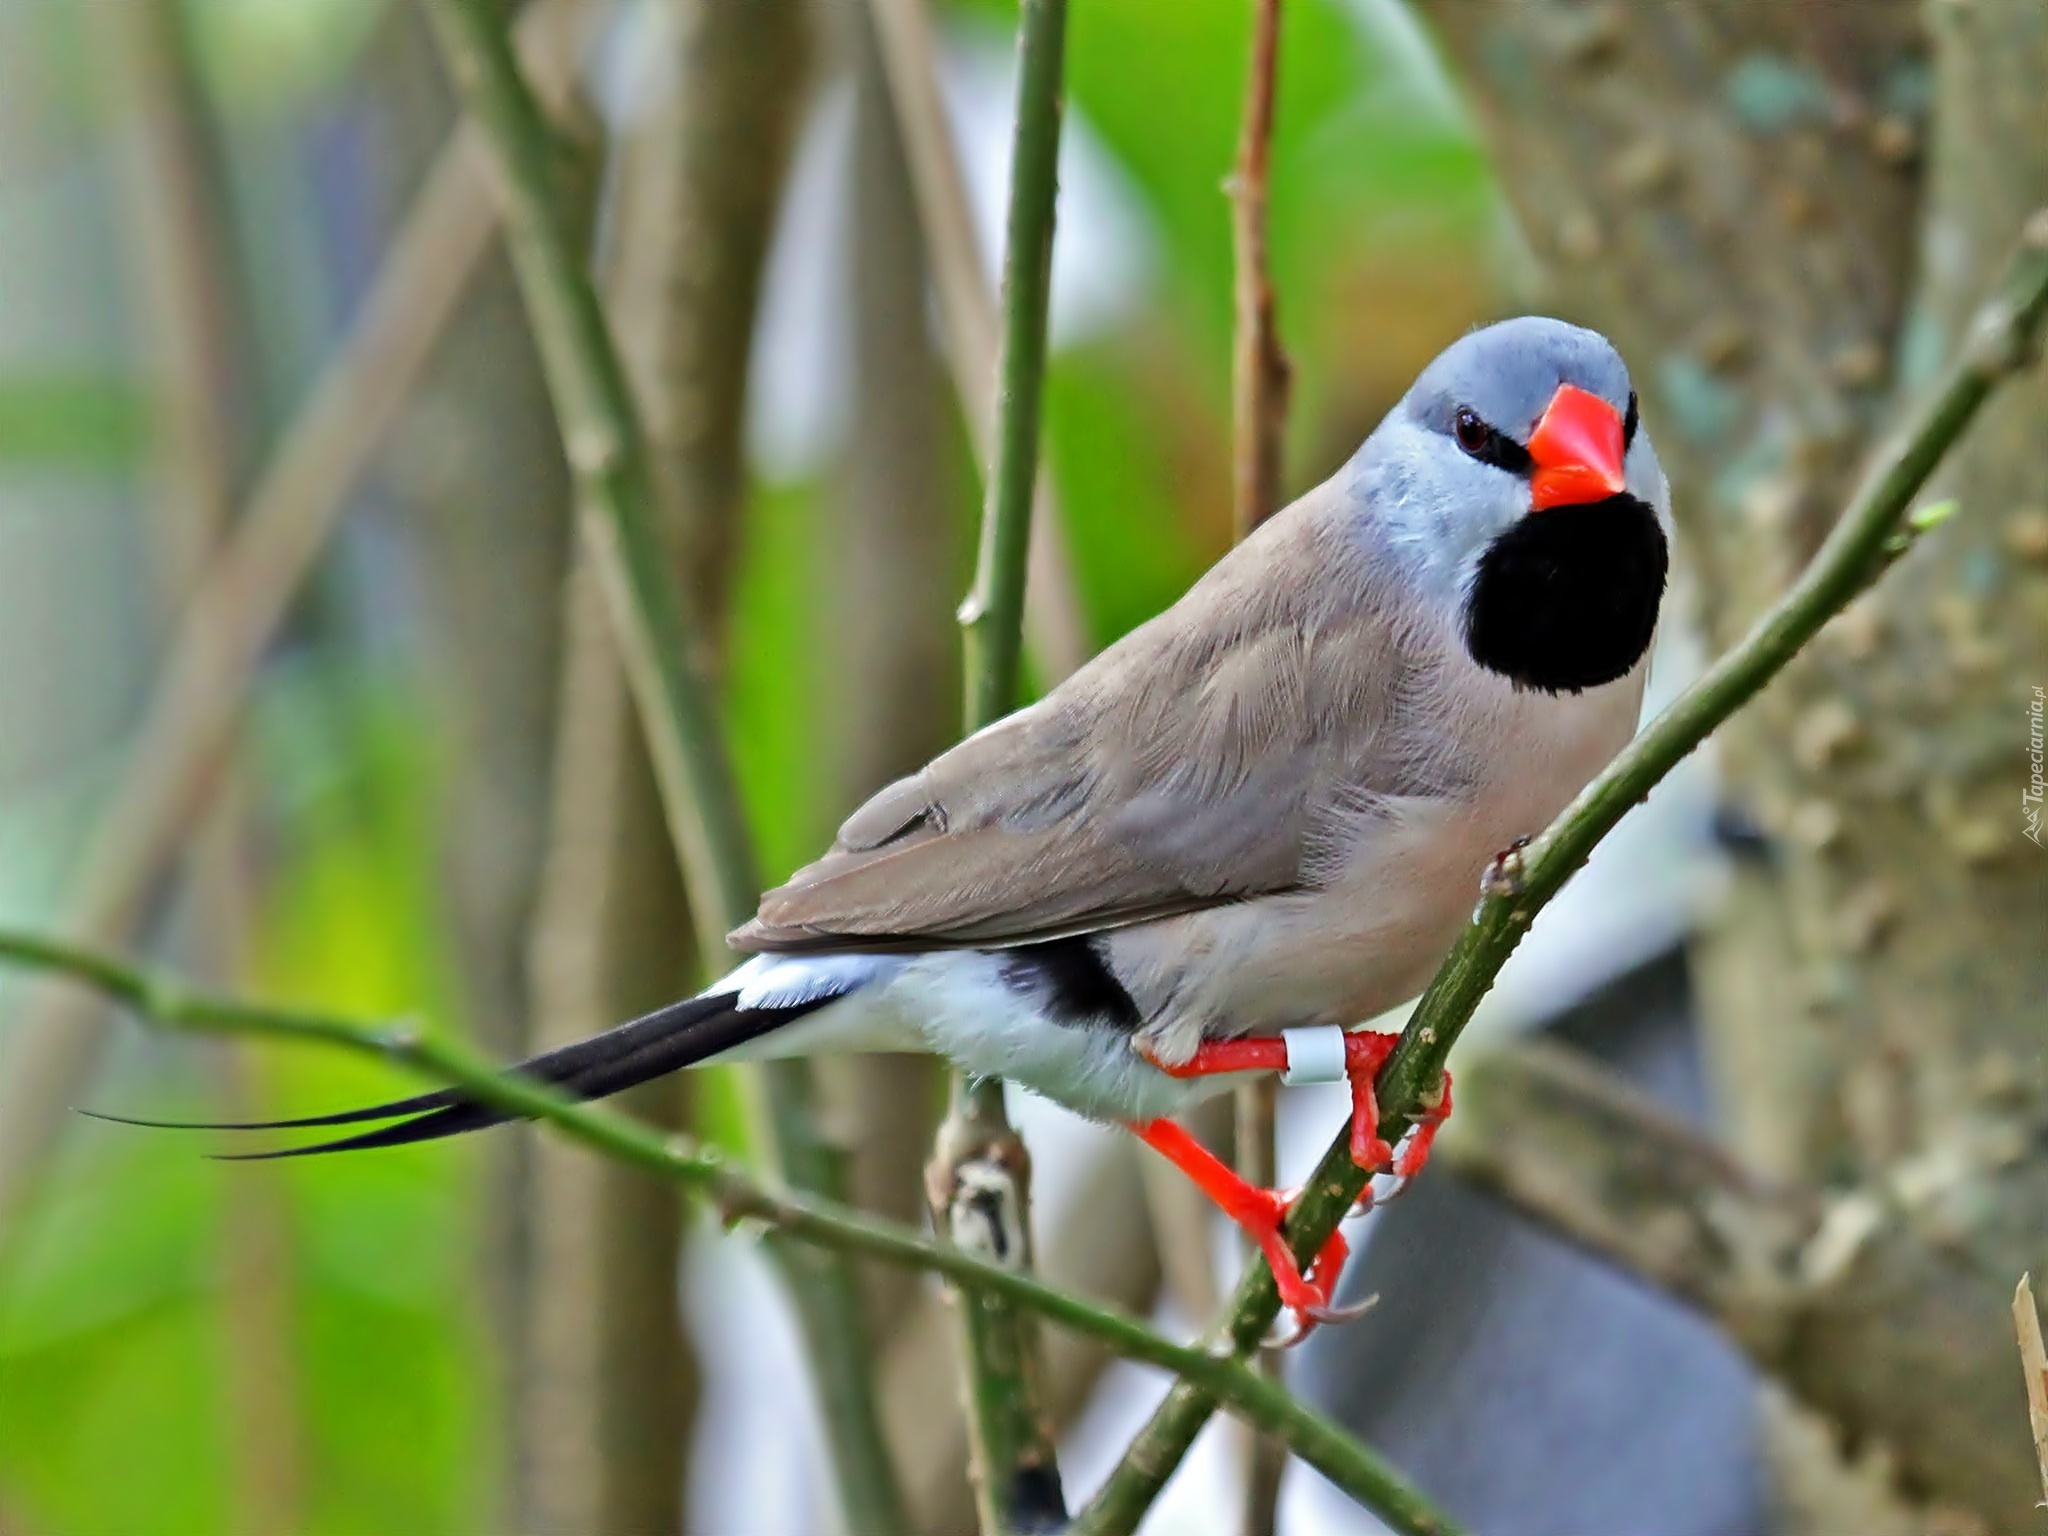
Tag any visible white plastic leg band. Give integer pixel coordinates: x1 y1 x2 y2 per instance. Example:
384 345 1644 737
1279 1025 1349 1087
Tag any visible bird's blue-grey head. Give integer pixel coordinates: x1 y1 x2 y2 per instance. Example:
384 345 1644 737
1357 316 1670 694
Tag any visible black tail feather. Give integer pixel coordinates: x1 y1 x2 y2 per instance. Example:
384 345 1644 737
212 1099 518 1159
94 988 830 1158
78 1091 464 1134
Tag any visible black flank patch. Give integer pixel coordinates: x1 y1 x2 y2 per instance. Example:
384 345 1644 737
1463 493 1667 694
1001 937 1142 1029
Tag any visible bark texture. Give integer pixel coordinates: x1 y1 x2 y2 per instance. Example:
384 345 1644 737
1422 2 2048 1528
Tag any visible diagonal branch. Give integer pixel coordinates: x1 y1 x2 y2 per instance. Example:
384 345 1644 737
0 926 1459 1536
414 0 908 1529
1072 213 2048 1536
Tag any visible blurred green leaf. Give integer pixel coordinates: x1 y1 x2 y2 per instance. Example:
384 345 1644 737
0 664 483 1536
726 477 835 891
0 378 147 469
0 1302 233 1536
178 0 394 117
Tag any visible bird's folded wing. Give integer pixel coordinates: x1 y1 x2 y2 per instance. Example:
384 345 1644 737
733 523 1438 953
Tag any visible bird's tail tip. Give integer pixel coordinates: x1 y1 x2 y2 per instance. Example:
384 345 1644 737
85 980 826 1159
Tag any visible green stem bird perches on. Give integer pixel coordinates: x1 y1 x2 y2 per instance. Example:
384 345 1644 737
415 0 907 1529
1071 213 2048 1536
0 927 1458 1536
936 0 1072 1528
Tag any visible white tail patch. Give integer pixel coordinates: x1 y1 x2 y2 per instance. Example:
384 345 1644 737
733 953 895 1011
700 953 920 1063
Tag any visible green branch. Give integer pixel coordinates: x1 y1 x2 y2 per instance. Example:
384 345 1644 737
0 928 1459 1536
415 0 905 1528
1073 214 2048 1536
935 0 1071 1526
959 0 1066 731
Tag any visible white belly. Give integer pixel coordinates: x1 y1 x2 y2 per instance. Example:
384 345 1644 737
706 950 1232 1123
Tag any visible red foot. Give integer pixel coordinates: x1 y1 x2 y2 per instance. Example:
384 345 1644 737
1131 1033 1456 1334
1139 1037 1291 1078
1127 1117 1357 1337
1339 1032 1399 1174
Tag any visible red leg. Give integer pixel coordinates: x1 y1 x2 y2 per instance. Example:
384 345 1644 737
1341 1031 1400 1173
1139 1038 1290 1078
1126 1117 1353 1333
1134 1029 1455 1228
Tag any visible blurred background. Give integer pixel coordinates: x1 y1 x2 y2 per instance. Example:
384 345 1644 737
0 2 2041 1535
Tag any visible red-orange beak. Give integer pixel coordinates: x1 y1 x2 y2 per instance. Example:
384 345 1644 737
1527 383 1626 511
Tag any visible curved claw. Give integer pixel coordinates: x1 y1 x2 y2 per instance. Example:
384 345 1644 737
1265 1291 1378 1349
1371 1172 1415 1207
1304 1294 1379 1327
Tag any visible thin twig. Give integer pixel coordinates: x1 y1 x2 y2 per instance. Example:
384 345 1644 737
1073 214 2048 1536
83 0 241 589
1228 0 1291 544
0 927 1459 1535
419 0 753 953
957 0 1068 732
0 0 591 1234
1226 4 1293 1526
514 0 812 1526
2015 1275 2048 1508
884 1138 1164 1533
1233 1079 1286 1536
929 0 1071 1527
415 0 907 1529
864 0 1091 683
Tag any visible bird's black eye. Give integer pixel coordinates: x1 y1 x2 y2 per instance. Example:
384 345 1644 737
1452 406 1533 473
1622 390 1640 451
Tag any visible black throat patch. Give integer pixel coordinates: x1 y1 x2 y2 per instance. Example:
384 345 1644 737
1462 494 1667 694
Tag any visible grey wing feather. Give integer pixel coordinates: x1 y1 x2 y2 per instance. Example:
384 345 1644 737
730 503 1438 953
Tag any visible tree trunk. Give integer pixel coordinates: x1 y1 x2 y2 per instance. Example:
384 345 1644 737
1421 2 2048 1528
